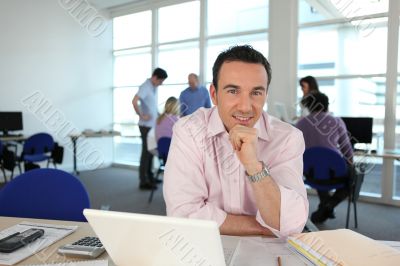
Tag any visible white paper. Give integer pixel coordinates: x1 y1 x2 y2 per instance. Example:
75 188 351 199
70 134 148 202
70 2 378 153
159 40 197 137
27 259 108 266
221 235 240 266
228 237 313 266
0 222 77 265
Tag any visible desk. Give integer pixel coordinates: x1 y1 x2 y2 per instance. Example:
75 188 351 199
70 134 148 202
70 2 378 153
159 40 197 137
0 136 26 142
68 131 120 175
355 149 400 161
1 216 399 266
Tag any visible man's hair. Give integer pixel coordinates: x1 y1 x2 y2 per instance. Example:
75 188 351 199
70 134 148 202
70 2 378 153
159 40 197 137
152 68 168 80
299 76 319 93
212 45 271 90
305 92 329 113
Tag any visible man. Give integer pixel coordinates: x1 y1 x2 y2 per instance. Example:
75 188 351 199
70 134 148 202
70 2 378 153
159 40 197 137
132 68 168 190
163 46 308 237
179 73 211 116
296 92 353 224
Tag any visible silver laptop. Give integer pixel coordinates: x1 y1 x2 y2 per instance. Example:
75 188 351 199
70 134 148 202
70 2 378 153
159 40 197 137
83 209 226 266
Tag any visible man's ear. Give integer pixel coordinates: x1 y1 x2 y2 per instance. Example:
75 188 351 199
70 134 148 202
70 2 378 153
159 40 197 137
210 84 218 106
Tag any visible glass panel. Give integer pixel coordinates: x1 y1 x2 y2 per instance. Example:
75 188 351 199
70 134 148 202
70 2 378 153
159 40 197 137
158 42 199 84
298 19 387 77
299 0 388 24
113 11 152 50
207 0 268 36
394 79 400 198
206 34 268 83
114 50 151 87
113 87 138 124
113 135 141 165
157 84 185 113
158 1 200 43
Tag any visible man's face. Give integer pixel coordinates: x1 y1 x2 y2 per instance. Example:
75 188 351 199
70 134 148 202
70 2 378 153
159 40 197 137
153 78 165 87
188 75 198 89
210 61 268 132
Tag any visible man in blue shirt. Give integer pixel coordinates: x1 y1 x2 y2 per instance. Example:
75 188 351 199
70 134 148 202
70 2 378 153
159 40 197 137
179 73 211 116
132 68 168 190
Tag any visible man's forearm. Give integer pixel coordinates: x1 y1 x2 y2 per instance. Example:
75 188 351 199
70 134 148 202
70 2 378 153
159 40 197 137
219 214 274 236
250 175 281 231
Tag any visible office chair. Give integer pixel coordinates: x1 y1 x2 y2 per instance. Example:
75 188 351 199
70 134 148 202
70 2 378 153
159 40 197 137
148 137 171 203
0 140 6 182
0 168 90 221
20 133 55 170
303 146 362 228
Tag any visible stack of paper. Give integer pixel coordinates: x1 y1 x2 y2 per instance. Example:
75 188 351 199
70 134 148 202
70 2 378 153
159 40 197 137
287 229 400 266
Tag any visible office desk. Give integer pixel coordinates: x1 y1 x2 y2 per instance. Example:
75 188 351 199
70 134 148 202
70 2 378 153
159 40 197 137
0 136 26 142
68 131 120 175
2 216 399 266
355 149 400 161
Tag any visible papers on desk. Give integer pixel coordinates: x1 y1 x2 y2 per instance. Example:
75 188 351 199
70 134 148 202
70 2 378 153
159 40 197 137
222 236 312 266
27 259 108 266
0 222 77 265
288 229 400 266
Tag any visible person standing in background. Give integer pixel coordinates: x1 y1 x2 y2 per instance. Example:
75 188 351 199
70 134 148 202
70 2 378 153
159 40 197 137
132 68 168 190
179 73 211 116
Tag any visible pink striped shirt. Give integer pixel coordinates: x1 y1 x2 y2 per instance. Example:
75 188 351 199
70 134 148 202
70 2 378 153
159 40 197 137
163 107 309 237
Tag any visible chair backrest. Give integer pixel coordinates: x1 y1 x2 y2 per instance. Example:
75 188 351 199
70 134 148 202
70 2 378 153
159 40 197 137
157 137 171 162
23 133 54 155
0 168 90 221
303 147 347 180
0 140 3 157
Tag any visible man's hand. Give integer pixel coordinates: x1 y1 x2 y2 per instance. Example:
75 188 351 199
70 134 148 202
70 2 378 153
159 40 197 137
140 114 151 121
229 125 261 175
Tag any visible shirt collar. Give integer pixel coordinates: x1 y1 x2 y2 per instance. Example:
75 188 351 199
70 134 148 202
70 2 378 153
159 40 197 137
207 107 270 142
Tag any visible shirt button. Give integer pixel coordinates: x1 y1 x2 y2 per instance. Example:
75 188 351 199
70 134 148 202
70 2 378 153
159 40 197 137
233 179 238 183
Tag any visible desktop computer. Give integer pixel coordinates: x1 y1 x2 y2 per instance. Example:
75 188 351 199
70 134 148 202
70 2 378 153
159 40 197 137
0 112 23 136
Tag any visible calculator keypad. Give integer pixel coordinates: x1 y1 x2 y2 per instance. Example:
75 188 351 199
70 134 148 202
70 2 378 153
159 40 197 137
72 237 103 248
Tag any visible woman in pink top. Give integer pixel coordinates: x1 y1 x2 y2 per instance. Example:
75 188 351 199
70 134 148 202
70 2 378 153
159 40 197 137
155 97 180 142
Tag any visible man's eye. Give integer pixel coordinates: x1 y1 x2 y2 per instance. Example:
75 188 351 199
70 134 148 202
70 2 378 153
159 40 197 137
227 89 238 94
252 91 263 96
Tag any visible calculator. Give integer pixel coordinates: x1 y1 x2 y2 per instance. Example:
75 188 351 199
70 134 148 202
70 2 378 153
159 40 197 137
58 236 105 258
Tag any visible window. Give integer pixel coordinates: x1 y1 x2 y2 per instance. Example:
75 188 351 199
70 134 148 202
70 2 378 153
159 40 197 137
207 0 268 36
158 1 200 43
113 11 151 50
113 49 151 87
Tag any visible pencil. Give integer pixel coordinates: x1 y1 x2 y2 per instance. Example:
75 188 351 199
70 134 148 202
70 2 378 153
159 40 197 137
277 256 282 266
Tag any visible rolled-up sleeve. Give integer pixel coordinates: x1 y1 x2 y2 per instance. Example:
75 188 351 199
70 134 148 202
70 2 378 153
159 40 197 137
163 118 227 226
256 130 309 238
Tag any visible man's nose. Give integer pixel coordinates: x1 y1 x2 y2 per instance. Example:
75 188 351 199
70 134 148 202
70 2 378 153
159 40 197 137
237 94 252 113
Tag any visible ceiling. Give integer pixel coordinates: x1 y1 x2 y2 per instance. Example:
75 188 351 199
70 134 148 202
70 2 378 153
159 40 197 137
87 0 145 10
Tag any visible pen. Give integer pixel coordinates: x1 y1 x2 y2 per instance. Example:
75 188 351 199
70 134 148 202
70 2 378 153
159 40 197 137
277 256 282 266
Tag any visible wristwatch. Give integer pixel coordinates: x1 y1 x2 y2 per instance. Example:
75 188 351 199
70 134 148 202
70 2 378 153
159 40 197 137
246 162 271 183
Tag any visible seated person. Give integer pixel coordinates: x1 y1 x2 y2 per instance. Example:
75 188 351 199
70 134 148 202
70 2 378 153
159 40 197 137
295 92 353 224
155 97 180 142
163 45 308 238
298 76 320 118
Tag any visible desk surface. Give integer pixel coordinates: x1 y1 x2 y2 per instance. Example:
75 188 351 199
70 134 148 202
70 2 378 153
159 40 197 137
355 149 400 160
0 136 26 142
1 216 399 266
0 217 109 266
68 131 120 139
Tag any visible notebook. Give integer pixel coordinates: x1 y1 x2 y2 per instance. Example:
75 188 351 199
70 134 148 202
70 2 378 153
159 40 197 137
287 229 400 266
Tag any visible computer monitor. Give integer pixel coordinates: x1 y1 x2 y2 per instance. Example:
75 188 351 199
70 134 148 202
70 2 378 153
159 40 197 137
340 117 373 147
0 112 23 136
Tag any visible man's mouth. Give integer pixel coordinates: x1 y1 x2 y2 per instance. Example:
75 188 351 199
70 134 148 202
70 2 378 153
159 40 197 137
232 115 253 125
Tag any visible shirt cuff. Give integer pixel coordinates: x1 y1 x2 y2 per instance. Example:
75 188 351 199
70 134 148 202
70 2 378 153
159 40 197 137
256 184 308 238
188 203 228 227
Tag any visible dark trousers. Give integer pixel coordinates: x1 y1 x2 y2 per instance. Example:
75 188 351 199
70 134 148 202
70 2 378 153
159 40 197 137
139 126 154 184
317 188 349 210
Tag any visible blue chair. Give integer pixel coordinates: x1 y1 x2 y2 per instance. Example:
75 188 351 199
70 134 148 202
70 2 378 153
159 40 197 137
303 147 361 228
0 168 90 221
0 140 6 182
21 133 55 169
148 137 171 203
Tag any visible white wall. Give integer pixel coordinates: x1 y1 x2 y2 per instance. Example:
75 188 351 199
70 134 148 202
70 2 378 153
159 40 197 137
0 0 113 172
